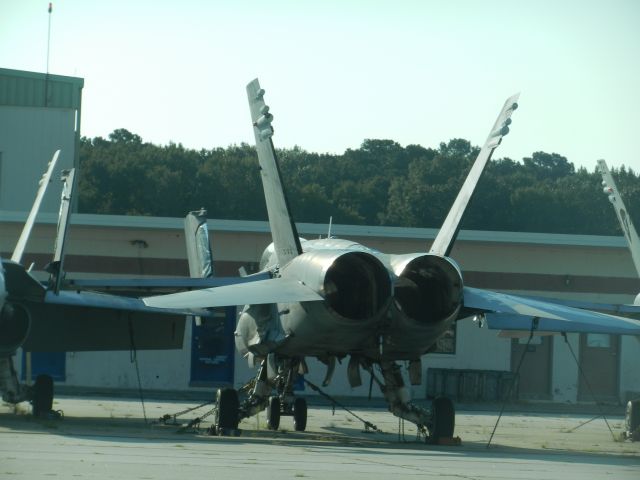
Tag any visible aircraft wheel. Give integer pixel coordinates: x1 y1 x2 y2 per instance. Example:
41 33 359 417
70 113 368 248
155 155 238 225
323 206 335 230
293 397 307 432
431 396 455 441
266 396 281 430
32 374 54 417
215 388 239 431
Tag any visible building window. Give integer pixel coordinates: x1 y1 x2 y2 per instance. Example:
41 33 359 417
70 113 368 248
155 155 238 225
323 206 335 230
586 333 610 348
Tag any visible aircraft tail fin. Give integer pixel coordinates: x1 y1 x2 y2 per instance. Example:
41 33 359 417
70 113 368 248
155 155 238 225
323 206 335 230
246 79 302 267
184 208 215 279
46 167 76 294
11 150 61 264
429 95 520 257
598 159 640 280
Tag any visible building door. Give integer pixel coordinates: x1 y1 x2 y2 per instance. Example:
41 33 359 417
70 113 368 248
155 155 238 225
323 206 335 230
21 351 66 382
578 334 620 402
511 335 552 400
190 307 236 386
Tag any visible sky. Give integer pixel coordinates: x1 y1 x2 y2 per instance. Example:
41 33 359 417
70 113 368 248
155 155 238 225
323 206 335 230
2 0 640 173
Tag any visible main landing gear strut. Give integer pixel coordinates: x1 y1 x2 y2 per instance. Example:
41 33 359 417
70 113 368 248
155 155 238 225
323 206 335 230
211 356 308 435
0 356 57 418
211 356 455 444
366 360 456 443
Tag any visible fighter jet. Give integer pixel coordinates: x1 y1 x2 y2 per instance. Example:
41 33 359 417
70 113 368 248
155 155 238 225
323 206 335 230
144 80 640 441
0 152 214 415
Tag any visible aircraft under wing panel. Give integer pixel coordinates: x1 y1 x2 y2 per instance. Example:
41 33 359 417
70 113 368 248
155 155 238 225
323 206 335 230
463 286 640 335
143 277 323 309
22 301 186 352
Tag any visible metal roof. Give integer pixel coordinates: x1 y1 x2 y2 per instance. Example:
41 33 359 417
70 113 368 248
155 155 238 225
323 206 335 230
0 68 83 109
0 210 628 249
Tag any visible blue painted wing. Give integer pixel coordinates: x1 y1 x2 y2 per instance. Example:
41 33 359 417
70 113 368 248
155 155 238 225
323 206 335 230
463 286 640 335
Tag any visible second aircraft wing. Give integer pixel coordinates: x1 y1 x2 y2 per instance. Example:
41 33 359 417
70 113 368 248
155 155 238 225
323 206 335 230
463 286 640 335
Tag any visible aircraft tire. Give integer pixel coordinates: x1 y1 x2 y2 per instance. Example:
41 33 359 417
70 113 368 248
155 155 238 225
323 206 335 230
266 396 280 430
293 397 307 432
32 374 54 417
216 388 239 431
431 397 455 441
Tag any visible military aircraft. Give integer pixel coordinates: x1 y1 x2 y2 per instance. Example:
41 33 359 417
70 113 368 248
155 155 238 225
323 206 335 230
143 79 640 442
0 152 215 415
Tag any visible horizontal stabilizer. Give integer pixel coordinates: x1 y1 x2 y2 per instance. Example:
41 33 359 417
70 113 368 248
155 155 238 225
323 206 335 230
2 259 46 299
44 290 214 318
464 286 640 335
65 273 270 290
143 277 323 309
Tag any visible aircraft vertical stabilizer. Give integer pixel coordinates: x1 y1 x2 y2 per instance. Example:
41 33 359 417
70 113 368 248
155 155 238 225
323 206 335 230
598 159 640 278
11 150 60 264
184 208 215 279
246 79 302 267
48 167 76 294
429 95 519 257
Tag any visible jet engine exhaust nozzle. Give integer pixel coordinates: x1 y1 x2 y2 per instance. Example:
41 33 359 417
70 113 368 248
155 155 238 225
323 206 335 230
392 254 463 325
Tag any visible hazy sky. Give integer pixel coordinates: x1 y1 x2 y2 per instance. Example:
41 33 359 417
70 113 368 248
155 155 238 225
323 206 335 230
2 0 640 172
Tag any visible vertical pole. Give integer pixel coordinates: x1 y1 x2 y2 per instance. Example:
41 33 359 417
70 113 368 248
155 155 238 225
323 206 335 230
44 3 53 107
25 351 32 386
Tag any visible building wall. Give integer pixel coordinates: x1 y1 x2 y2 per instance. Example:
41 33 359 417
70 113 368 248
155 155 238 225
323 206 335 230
0 68 83 213
3 213 638 403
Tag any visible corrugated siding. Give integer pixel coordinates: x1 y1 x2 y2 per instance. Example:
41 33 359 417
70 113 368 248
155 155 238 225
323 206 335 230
0 68 83 109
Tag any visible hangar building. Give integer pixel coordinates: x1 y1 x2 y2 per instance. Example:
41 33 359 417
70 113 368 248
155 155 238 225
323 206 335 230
0 67 83 213
1 212 638 405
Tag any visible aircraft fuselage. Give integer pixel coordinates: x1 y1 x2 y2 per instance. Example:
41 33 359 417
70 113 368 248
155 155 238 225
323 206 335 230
235 237 463 362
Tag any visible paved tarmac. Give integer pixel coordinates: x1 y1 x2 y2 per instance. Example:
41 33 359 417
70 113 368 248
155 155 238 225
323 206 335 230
0 395 638 479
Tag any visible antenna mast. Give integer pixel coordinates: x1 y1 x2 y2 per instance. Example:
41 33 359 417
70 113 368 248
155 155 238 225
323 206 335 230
45 2 53 107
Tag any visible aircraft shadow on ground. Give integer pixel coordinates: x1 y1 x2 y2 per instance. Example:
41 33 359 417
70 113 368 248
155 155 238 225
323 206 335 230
0 410 635 468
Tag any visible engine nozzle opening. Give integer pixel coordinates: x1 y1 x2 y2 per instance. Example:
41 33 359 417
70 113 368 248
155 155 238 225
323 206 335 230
324 252 391 321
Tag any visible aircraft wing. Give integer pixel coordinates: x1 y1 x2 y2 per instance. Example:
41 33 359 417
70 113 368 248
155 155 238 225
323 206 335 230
490 293 640 317
143 277 323 309
463 286 640 335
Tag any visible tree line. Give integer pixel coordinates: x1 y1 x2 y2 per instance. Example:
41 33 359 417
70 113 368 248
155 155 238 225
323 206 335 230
78 129 640 236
